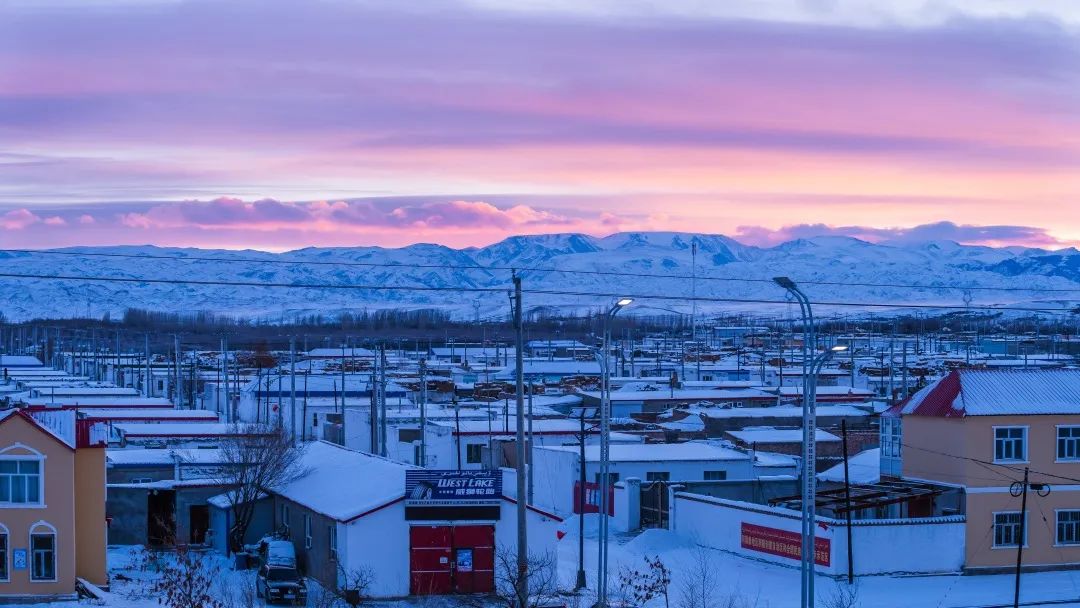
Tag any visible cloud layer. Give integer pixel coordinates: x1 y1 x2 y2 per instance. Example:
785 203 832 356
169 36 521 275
0 1 1077 247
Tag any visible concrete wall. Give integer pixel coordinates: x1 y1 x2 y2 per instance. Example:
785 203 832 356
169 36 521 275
671 492 965 576
106 487 148 545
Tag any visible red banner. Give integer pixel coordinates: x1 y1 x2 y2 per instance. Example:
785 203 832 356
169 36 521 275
740 522 830 567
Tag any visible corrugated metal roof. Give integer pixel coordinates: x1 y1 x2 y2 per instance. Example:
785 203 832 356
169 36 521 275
902 369 1080 417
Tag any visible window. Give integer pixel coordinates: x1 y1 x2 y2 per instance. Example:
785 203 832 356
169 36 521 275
994 427 1027 462
646 472 670 482
994 512 1025 548
280 503 290 534
0 458 42 505
704 471 727 481
466 444 483 464
30 526 56 581
303 515 312 549
1058 511 1080 546
1059 427 1080 461
328 525 337 560
0 526 7 581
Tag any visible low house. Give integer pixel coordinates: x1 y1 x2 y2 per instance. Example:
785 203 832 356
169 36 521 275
0 409 107 601
578 388 776 418
723 427 843 466
530 441 761 516
256 441 562 597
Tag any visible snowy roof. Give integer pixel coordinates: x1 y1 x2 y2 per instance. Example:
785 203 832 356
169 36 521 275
495 360 601 378
79 408 219 421
695 405 870 419
0 355 44 367
23 397 175 408
818 448 881 484
726 427 840 444
540 441 749 463
754 451 799 468
270 441 417 521
107 447 226 466
581 388 774 402
31 387 140 396
900 369 1080 417
434 417 597 436
115 423 269 437
306 348 375 358
773 386 875 398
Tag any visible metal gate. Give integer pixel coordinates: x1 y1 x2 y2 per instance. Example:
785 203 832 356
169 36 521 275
640 481 669 529
409 525 495 595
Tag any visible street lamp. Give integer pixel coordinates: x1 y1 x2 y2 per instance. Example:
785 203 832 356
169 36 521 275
594 298 632 607
772 277 817 608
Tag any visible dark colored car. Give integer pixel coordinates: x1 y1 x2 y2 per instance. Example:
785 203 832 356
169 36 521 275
256 563 308 605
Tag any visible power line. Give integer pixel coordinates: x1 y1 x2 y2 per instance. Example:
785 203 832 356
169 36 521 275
902 442 1080 485
4 247 1080 294
0 270 1074 313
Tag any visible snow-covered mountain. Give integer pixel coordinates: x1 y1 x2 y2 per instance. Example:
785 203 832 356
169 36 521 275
1 233 1077 321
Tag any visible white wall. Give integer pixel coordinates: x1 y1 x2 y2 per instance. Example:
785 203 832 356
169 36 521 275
339 497 564 599
671 492 966 576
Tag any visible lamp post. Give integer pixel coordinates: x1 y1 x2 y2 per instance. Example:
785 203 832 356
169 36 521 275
594 298 632 608
772 277 817 608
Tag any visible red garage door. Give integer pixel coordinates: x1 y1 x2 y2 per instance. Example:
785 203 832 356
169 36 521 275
410 526 452 595
410 525 495 595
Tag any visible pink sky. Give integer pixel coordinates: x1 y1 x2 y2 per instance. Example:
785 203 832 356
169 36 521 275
1 1 1078 250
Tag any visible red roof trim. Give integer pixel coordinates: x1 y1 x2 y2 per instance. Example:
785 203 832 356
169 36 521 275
907 370 964 418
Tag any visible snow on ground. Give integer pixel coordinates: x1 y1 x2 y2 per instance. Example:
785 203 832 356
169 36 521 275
30 534 1080 608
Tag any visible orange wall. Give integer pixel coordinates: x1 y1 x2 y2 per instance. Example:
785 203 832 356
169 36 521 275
74 448 107 586
904 414 1080 569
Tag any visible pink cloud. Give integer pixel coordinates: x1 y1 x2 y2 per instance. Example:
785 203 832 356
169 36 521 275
0 209 41 230
43 216 66 226
78 214 96 225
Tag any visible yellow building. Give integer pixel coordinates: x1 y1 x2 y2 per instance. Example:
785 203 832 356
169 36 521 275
895 369 1080 571
0 409 106 601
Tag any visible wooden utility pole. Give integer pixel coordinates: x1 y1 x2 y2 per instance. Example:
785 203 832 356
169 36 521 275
513 272 528 607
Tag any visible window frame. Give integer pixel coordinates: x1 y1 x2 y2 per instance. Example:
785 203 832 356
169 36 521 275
993 426 1029 464
465 444 483 464
303 515 312 550
328 524 337 561
1057 426 1080 463
704 470 728 481
0 447 46 509
992 511 1027 549
28 521 57 583
645 472 670 482
0 523 8 582
1057 510 1080 547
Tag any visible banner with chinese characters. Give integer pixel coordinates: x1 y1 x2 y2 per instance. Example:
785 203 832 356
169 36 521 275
740 522 830 567
405 470 501 506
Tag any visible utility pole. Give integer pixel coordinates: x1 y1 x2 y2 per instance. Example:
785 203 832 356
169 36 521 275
290 337 297 445
575 407 588 590
419 358 428 466
174 334 181 407
144 333 151 398
528 376 535 505
841 420 854 584
691 240 698 344
513 272 528 608
380 345 388 457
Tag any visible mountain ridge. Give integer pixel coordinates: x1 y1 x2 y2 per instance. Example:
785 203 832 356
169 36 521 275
1 231 1078 321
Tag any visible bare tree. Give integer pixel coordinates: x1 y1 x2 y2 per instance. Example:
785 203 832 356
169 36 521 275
141 544 225 608
618 555 672 608
822 582 859 608
219 424 306 552
489 545 560 608
677 548 760 608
